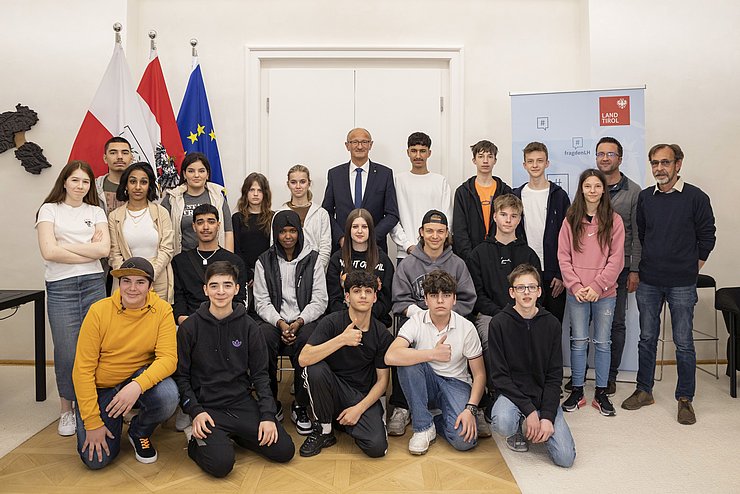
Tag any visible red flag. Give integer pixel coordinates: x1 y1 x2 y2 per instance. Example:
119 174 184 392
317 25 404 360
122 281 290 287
137 48 185 189
69 43 156 177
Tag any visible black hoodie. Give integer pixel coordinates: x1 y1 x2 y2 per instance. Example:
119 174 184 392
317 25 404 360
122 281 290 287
175 302 276 422
487 304 562 422
467 236 541 317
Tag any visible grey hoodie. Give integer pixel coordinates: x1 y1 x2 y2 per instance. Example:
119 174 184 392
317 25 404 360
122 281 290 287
391 242 477 317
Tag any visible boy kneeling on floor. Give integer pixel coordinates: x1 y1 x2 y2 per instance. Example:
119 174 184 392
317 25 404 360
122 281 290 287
488 263 575 467
175 260 295 477
385 269 485 455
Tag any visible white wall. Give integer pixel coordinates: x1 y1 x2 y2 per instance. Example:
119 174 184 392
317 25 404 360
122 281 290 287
0 0 737 363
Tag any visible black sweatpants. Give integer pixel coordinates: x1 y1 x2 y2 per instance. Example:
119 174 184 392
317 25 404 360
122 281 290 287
304 361 387 458
260 320 317 407
187 398 295 478
390 315 410 410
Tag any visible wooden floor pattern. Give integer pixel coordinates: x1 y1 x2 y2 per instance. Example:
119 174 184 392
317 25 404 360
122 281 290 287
0 374 519 493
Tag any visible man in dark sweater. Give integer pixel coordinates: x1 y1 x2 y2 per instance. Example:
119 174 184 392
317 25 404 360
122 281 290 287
172 204 247 325
452 139 512 259
298 270 393 458
488 264 575 468
174 261 294 478
621 144 716 426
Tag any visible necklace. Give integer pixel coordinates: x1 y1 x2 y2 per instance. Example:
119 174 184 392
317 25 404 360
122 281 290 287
288 201 311 208
196 249 218 266
126 208 147 225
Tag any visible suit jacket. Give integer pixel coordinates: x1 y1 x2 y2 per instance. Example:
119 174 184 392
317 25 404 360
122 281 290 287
322 160 399 252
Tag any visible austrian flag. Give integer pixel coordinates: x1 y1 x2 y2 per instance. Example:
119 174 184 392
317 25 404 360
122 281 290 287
68 43 156 177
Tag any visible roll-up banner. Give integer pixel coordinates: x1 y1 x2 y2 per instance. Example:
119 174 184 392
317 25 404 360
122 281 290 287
511 87 646 374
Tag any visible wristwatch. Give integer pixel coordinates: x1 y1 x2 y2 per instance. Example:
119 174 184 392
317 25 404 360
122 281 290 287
465 403 478 415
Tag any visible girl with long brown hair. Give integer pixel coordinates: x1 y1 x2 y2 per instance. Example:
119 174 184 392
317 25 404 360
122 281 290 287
558 168 624 417
233 172 273 286
36 161 110 436
326 208 394 327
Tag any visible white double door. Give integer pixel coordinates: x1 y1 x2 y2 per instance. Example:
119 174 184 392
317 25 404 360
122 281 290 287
263 63 446 208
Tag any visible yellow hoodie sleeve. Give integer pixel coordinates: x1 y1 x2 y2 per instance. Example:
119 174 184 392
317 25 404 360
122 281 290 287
132 302 177 392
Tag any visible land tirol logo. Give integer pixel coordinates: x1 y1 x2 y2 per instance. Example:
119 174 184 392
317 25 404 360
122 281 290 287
599 96 630 126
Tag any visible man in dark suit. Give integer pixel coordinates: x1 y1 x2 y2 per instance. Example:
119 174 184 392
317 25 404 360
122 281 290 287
322 128 399 252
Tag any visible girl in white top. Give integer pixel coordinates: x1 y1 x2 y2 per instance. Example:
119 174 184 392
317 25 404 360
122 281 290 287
108 163 175 302
275 164 331 269
36 161 110 437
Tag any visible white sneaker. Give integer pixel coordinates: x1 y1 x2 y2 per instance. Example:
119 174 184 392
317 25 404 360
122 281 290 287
408 424 436 455
175 409 191 432
387 407 411 436
476 409 492 438
58 411 76 436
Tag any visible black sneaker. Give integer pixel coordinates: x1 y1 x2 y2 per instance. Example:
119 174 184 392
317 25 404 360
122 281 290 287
299 425 337 457
275 400 284 422
592 388 616 416
562 386 585 412
291 402 313 435
605 380 617 397
564 377 573 391
128 432 157 464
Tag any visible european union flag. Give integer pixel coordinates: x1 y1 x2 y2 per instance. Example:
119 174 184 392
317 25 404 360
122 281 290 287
176 58 224 186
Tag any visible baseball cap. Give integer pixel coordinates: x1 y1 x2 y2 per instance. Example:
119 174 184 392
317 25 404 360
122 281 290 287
111 257 154 282
421 209 448 227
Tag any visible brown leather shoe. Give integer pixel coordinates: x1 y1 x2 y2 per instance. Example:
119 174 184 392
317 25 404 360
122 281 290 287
677 397 696 425
620 390 655 410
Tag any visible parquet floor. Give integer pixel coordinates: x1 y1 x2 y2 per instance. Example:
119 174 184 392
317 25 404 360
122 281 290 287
0 374 519 493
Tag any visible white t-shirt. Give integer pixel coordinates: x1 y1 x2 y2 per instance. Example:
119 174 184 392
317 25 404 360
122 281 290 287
36 202 107 282
391 171 453 258
520 184 549 267
122 209 159 260
398 310 482 385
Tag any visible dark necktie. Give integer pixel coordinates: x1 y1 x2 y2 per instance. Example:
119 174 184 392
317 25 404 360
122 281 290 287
354 167 363 209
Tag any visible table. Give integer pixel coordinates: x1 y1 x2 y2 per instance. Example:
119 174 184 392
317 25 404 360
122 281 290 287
0 290 46 401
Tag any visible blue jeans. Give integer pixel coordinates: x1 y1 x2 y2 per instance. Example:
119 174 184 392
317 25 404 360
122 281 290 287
566 293 616 388
398 362 476 451
490 395 575 468
46 273 106 400
636 282 697 400
75 366 179 469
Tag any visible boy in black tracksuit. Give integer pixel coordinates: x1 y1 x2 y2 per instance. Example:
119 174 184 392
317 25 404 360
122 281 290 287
487 264 575 467
452 139 512 260
175 261 295 478
297 270 394 458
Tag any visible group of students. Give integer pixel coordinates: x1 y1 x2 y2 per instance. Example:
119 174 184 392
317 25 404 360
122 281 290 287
35 128 715 475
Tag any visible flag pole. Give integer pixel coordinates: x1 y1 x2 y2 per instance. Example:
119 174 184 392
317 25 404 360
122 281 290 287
113 22 122 44
148 30 157 53
190 38 198 57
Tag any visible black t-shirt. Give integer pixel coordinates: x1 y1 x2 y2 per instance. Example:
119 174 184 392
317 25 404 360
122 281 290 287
307 310 393 393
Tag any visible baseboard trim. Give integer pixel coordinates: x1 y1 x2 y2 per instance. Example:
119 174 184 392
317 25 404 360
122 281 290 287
0 360 54 366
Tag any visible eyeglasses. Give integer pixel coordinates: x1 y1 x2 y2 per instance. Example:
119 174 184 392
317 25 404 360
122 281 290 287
347 140 371 146
512 284 539 293
596 152 619 158
650 159 675 167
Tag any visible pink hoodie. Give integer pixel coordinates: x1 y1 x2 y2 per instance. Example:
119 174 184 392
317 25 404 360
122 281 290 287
557 212 625 299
